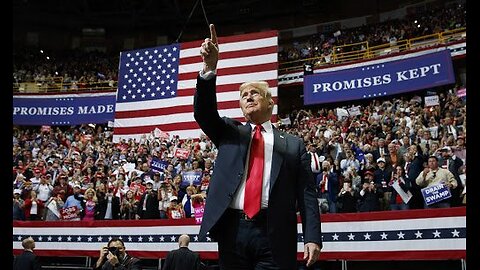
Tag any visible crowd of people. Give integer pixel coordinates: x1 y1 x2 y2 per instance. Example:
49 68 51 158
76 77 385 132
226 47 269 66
13 49 119 92
13 2 465 92
12 81 466 221
278 2 465 65
12 1 466 221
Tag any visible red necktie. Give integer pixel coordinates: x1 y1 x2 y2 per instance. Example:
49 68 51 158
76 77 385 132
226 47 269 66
313 153 319 171
321 174 327 193
244 124 264 219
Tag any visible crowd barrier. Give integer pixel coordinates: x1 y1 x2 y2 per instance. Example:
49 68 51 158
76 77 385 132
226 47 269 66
14 207 465 261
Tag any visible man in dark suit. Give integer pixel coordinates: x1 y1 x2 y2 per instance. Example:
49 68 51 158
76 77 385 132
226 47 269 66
13 237 42 270
94 238 141 270
316 160 338 213
195 24 322 270
163 234 202 270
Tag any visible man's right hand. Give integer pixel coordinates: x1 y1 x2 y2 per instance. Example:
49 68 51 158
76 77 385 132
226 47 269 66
100 246 109 258
200 24 219 73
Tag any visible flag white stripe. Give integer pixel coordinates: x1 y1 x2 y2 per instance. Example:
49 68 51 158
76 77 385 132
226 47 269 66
179 37 277 58
177 70 278 90
115 87 277 112
323 216 465 233
298 239 465 252
178 53 278 74
13 225 201 235
114 105 278 127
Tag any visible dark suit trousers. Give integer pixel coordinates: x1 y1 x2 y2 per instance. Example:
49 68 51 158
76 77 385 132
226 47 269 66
216 208 284 270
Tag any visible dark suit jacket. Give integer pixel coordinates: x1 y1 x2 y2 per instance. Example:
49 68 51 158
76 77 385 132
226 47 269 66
94 254 141 270
316 172 338 202
13 251 41 270
95 195 121 220
162 247 201 270
137 191 160 219
194 76 322 269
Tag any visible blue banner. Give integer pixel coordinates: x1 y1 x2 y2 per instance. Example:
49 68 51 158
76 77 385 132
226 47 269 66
13 92 116 125
181 171 202 187
151 158 168 172
303 50 455 105
421 183 452 206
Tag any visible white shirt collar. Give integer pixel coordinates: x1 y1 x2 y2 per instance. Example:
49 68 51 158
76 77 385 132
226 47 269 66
249 120 273 133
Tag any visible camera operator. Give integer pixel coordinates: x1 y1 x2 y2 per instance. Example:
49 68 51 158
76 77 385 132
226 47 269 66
94 237 141 270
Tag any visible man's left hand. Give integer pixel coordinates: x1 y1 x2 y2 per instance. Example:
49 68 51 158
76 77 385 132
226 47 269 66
304 242 321 267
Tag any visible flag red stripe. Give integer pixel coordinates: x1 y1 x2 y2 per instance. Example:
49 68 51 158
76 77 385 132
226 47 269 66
178 62 277 81
179 46 277 65
177 79 278 97
180 31 278 50
115 97 278 119
113 116 246 135
113 114 280 135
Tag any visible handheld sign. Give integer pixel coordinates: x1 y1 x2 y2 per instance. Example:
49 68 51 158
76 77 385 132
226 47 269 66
421 183 451 206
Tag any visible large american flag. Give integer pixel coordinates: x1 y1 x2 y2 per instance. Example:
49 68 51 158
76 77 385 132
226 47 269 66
13 207 465 260
112 31 278 142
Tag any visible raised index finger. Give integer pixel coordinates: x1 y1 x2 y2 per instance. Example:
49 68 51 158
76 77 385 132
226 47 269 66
210 24 217 45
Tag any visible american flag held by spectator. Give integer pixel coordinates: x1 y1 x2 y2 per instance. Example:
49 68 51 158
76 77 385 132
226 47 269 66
113 31 279 142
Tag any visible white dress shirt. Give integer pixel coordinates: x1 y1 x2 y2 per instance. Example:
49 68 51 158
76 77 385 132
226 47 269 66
230 121 274 210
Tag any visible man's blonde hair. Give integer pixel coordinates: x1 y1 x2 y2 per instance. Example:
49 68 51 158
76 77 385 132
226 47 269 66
22 237 35 250
239 81 272 100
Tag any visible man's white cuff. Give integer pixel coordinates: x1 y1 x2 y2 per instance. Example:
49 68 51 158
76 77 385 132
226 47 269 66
199 69 217 80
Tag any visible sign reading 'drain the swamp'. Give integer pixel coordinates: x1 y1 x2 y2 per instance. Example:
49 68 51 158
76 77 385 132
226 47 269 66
13 92 116 125
303 50 455 105
421 183 452 206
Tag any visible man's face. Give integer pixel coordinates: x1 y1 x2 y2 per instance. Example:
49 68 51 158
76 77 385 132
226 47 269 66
428 157 438 169
108 241 126 258
239 86 273 123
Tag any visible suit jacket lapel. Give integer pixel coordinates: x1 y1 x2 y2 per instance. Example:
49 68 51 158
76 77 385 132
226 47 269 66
238 124 251 170
270 128 285 194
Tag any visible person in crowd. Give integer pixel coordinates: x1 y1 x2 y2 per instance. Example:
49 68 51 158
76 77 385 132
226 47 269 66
194 24 321 269
34 174 54 204
162 234 202 270
82 187 98 221
136 180 160 219
336 181 357 213
372 138 388 161
94 237 141 270
13 189 25 220
416 155 457 208
63 183 84 220
405 145 425 209
23 190 45 221
181 185 198 218
13 237 42 270
388 166 411 210
437 146 464 206
316 160 338 213
43 192 64 221
385 142 404 169
374 158 392 211
121 190 139 220
357 171 383 212
166 196 186 219
308 143 324 181
340 149 360 175
52 174 73 202
96 186 121 220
